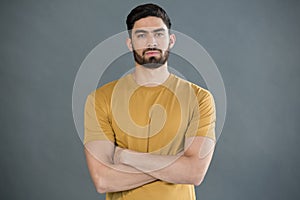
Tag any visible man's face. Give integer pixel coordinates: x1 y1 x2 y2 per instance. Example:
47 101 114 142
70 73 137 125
129 16 174 69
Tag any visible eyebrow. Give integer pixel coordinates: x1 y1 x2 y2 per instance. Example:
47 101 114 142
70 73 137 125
134 28 167 34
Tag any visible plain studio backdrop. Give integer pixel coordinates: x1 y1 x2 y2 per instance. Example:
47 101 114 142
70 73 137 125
1 0 299 199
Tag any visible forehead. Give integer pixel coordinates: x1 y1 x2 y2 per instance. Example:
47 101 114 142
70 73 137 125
132 16 168 31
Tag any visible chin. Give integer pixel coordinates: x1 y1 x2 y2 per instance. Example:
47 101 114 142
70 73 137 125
142 63 164 69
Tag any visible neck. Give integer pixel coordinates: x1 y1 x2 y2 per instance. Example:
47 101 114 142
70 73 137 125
133 62 170 87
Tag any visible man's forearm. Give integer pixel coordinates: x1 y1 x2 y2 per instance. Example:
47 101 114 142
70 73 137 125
84 147 156 194
99 162 156 192
119 145 214 185
119 151 197 184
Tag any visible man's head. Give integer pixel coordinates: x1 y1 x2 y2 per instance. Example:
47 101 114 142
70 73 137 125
126 4 175 69
126 3 171 36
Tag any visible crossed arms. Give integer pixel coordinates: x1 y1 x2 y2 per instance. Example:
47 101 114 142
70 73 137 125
84 136 215 194
84 88 216 193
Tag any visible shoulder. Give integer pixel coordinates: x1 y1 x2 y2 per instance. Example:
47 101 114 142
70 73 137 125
95 80 118 96
171 74 213 101
85 79 118 107
86 74 134 104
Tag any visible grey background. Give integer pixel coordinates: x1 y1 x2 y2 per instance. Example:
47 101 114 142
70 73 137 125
1 0 299 199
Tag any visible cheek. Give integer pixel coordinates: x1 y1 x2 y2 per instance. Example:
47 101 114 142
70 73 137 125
132 43 145 52
159 39 170 50
133 48 144 55
132 39 147 50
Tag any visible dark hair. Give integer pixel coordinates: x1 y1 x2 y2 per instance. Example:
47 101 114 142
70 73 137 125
126 3 171 36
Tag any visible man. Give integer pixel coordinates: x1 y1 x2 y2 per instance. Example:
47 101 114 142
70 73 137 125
84 3 216 200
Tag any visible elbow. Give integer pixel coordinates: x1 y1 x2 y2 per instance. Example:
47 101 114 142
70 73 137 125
94 174 120 194
95 176 110 194
96 187 106 194
96 185 107 194
191 175 204 186
189 161 209 186
95 181 107 194
188 168 205 186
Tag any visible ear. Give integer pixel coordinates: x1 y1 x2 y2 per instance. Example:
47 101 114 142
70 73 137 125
126 38 133 52
169 33 176 49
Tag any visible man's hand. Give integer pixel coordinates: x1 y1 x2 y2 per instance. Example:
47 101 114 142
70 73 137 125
113 146 123 164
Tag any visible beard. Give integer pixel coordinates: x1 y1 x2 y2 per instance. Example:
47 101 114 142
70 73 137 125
133 47 170 69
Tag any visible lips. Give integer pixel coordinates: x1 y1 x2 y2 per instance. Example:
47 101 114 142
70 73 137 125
145 51 160 56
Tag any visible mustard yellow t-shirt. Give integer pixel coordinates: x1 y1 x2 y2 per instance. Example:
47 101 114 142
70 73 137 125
84 74 216 200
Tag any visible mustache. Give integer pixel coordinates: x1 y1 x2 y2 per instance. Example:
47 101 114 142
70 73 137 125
142 48 162 56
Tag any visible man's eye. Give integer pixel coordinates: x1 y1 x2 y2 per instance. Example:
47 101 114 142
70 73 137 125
137 34 146 38
155 32 164 37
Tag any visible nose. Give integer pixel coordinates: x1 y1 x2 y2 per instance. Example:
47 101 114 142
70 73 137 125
147 34 157 48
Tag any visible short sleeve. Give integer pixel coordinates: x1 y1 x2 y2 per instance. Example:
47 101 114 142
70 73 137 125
84 91 115 145
185 89 216 141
